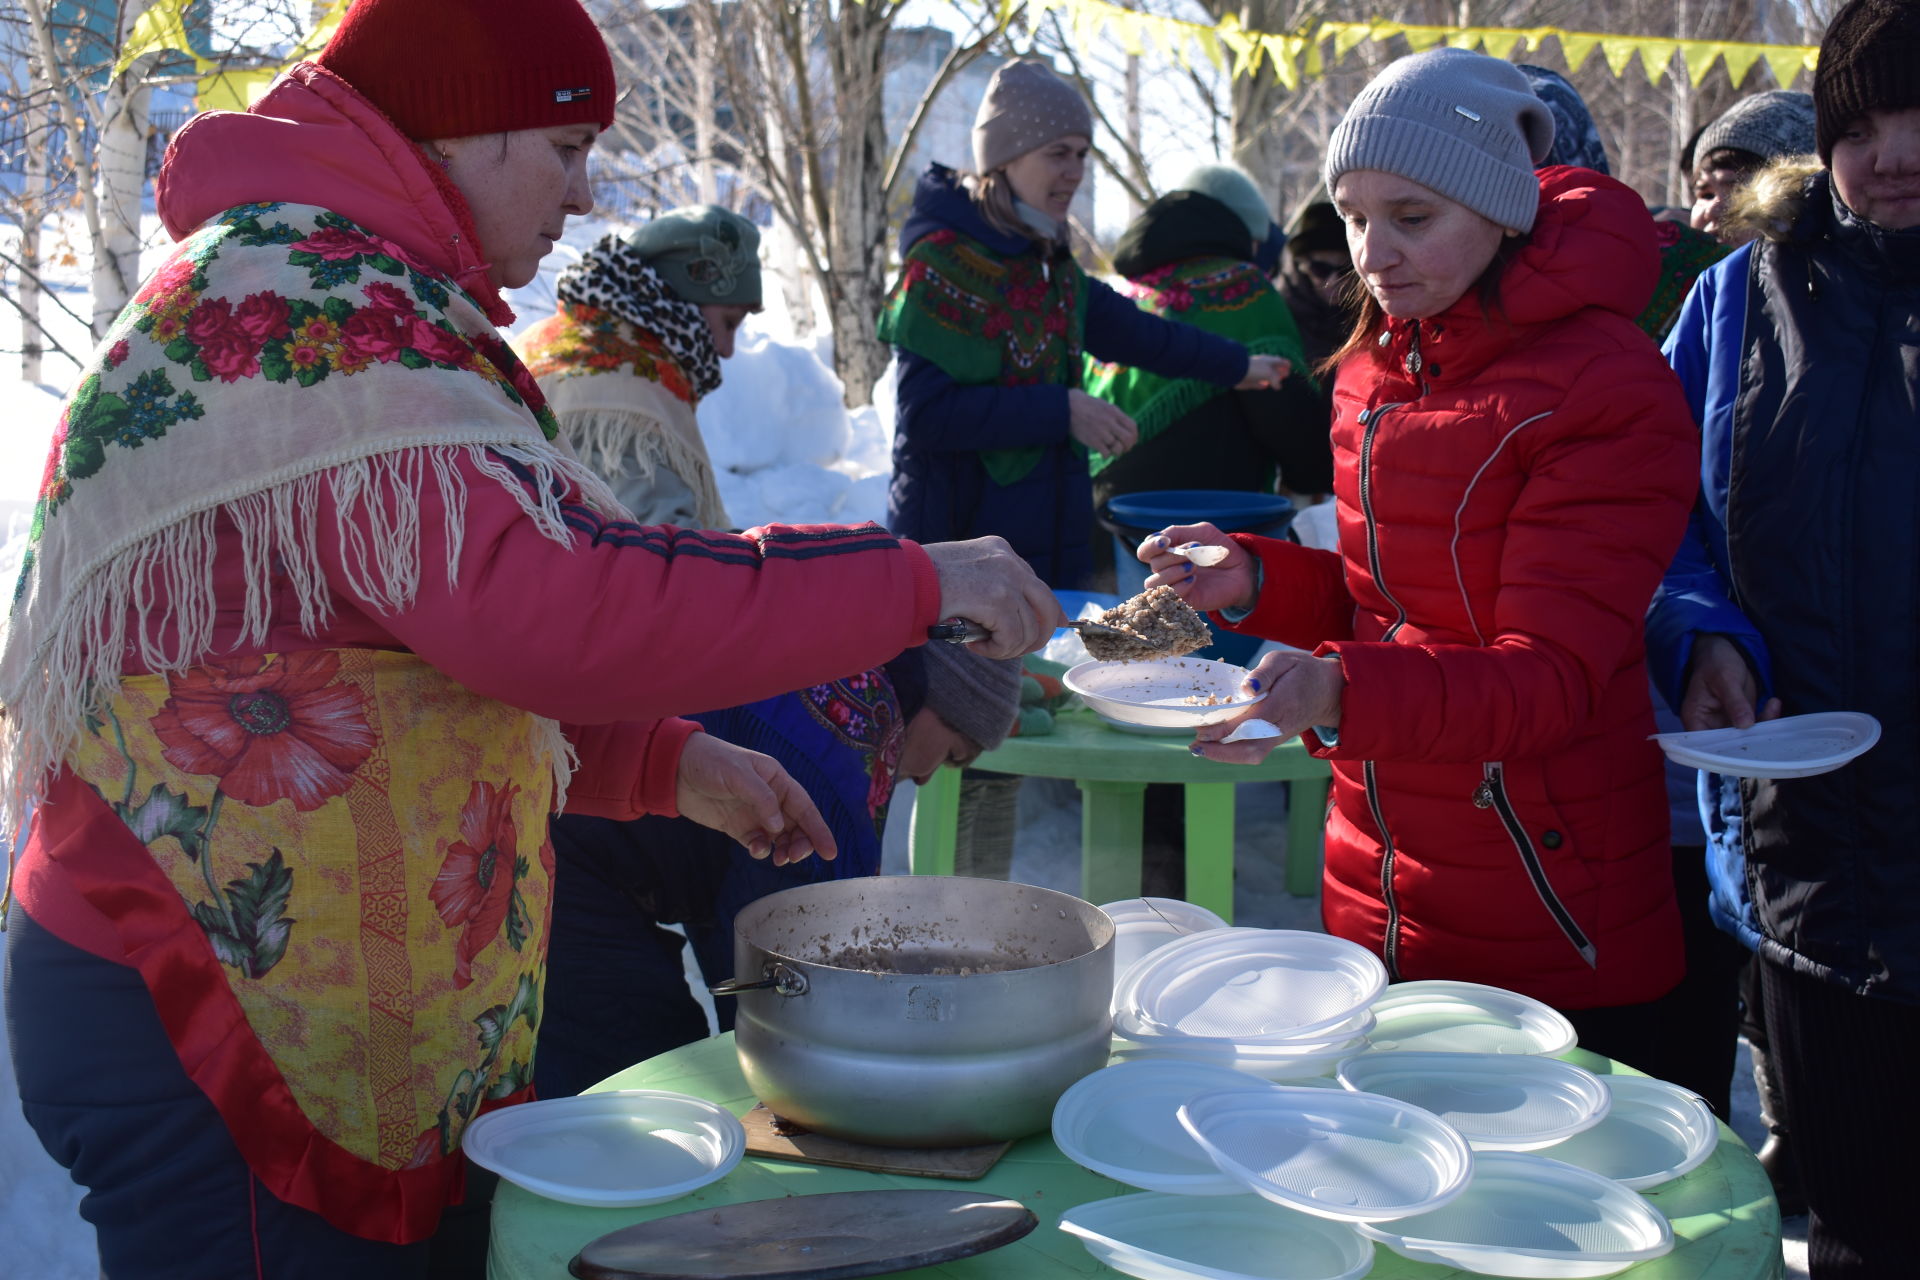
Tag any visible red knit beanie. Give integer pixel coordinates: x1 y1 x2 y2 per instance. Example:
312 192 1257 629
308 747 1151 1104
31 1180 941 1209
316 0 615 140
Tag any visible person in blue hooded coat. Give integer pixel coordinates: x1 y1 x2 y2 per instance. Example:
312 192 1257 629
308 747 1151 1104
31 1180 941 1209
879 58 1288 588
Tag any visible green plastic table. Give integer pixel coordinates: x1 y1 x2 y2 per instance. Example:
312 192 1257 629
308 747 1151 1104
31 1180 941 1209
485 1034 1782 1280
908 708 1332 918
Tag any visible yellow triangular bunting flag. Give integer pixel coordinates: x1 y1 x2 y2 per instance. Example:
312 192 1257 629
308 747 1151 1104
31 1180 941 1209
1763 46 1806 88
1557 33 1601 71
1637 39 1680 84
1721 44 1766 88
1681 41 1725 88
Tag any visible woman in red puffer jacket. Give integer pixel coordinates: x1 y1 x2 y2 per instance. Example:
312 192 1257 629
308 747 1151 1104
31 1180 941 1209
1140 48 1698 1078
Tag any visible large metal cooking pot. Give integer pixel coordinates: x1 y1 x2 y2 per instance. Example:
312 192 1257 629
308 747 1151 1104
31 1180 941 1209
714 876 1114 1148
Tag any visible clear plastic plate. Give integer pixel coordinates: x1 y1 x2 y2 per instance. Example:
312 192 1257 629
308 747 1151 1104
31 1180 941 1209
460 1089 744 1208
1060 1191 1376 1280
1364 980 1577 1055
1108 1028 1369 1083
1105 899 1232 1006
1356 1151 1674 1277
1534 1075 1720 1189
1051 1060 1271 1195
1123 929 1387 1045
1065 657 1266 730
1335 1052 1610 1151
1178 1086 1473 1222
1651 710 1881 779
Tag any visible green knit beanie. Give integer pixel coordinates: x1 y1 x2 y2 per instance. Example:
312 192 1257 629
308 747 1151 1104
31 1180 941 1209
623 205 762 307
1175 163 1272 241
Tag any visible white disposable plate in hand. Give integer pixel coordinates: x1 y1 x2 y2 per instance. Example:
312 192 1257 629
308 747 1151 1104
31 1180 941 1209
1535 1075 1720 1190
1122 929 1388 1045
459 1089 744 1208
1051 1059 1271 1194
1364 980 1577 1056
1060 1191 1376 1280
1178 1086 1473 1222
1066 658 1266 730
1651 710 1880 779
1335 1052 1610 1151
1356 1151 1674 1278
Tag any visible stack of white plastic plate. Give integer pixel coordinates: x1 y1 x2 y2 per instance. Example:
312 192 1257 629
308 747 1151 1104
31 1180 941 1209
1111 929 1385 1078
1535 1075 1720 1190
1101 898 1231 1007
1363 979 1577 1055
1059 1192 1375 1280
1050 1059 1269 1195
1176 1086 1475 1222
1354 1150 1675 1277
1335 1052 1611 1151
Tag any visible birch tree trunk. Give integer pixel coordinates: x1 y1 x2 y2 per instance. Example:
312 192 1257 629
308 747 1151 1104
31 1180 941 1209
824 3 894 408
89 2 153 334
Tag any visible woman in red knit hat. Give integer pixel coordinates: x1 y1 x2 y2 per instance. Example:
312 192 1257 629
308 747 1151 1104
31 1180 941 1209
0 1 1056 1275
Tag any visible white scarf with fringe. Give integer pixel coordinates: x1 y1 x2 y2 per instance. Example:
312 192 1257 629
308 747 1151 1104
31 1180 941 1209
0 202 627 851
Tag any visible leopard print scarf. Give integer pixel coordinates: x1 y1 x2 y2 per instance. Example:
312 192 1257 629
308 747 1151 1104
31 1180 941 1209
557 235 724 401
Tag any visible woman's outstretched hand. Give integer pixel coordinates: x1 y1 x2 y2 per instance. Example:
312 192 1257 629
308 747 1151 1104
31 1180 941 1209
1189 648 1345 765
1237 354 1292 390
1135 522 1258 616
673 732 837 866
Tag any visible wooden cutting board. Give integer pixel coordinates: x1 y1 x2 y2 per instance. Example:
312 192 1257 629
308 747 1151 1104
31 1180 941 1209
739 1105 1012 1180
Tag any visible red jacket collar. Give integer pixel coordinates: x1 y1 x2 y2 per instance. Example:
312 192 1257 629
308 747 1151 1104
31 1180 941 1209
154 62 514 326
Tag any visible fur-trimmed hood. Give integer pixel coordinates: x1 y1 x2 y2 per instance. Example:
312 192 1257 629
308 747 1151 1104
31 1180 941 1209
1724 157 1828 243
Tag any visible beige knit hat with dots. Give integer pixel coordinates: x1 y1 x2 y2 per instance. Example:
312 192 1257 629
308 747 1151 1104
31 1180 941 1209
971 58 1093 174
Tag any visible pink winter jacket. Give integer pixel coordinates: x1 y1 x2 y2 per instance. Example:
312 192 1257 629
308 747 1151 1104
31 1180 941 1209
16 63 941 959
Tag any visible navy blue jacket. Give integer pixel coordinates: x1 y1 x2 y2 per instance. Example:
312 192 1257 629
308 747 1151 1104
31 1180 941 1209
884 166 1248 587
1649 173 1920 1004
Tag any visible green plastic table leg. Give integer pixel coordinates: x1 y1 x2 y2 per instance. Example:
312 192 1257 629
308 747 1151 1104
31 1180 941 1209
1182 781 1237 923
1076 779 1145 905
1286 775 1328 897
908 766 961 876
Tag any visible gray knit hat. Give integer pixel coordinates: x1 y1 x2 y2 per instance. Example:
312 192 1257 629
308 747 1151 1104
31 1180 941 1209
972 58 1093 174
1324 48 1554 233
623 205 762 307
1696 91 1817 166
921 644 1023 753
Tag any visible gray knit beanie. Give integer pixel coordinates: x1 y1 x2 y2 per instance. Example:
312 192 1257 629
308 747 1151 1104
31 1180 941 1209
1324 48 1554 233
1696 91 1817 166
972 58 1093 175
624 205 762 307
1175 163 1272 240
921 644 1023 753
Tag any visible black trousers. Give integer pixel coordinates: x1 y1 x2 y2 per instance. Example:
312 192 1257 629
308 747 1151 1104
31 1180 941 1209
1560 844 1747 1117
5 907 494 1280
1760 954 1920 1278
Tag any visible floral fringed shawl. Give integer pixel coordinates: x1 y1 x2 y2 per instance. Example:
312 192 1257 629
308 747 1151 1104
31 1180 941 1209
0 201 625 1242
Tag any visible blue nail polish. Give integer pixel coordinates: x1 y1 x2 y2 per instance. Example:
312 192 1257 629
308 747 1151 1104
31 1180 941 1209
1247 677 1262 692
1188 742 1206 756
1156 536 1169 548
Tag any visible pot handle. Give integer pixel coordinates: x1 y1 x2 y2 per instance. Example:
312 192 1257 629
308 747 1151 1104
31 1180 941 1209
709 962 809 999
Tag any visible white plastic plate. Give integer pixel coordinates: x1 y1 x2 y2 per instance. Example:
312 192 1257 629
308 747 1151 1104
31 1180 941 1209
1060 1191 1376 1280
1356 1151 1674 1277
1065 658 1266 730
1051 1060 1270 1195
1651 710 1880 779
1365 980 1577 1056
460 1089 744 1208
1123 929 1387 1045
1335 1052 1610 1151
1104 899 1232 1002
1535 1075 1720 1190
1109 1017 1372 1083
1178 1086 1473 1222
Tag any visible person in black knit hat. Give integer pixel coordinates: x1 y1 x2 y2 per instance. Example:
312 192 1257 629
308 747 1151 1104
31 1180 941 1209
1647 0 1920 1272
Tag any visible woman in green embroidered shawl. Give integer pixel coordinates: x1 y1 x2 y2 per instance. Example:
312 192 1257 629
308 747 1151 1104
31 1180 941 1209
1085 163 1332 516
879 59 1289 590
